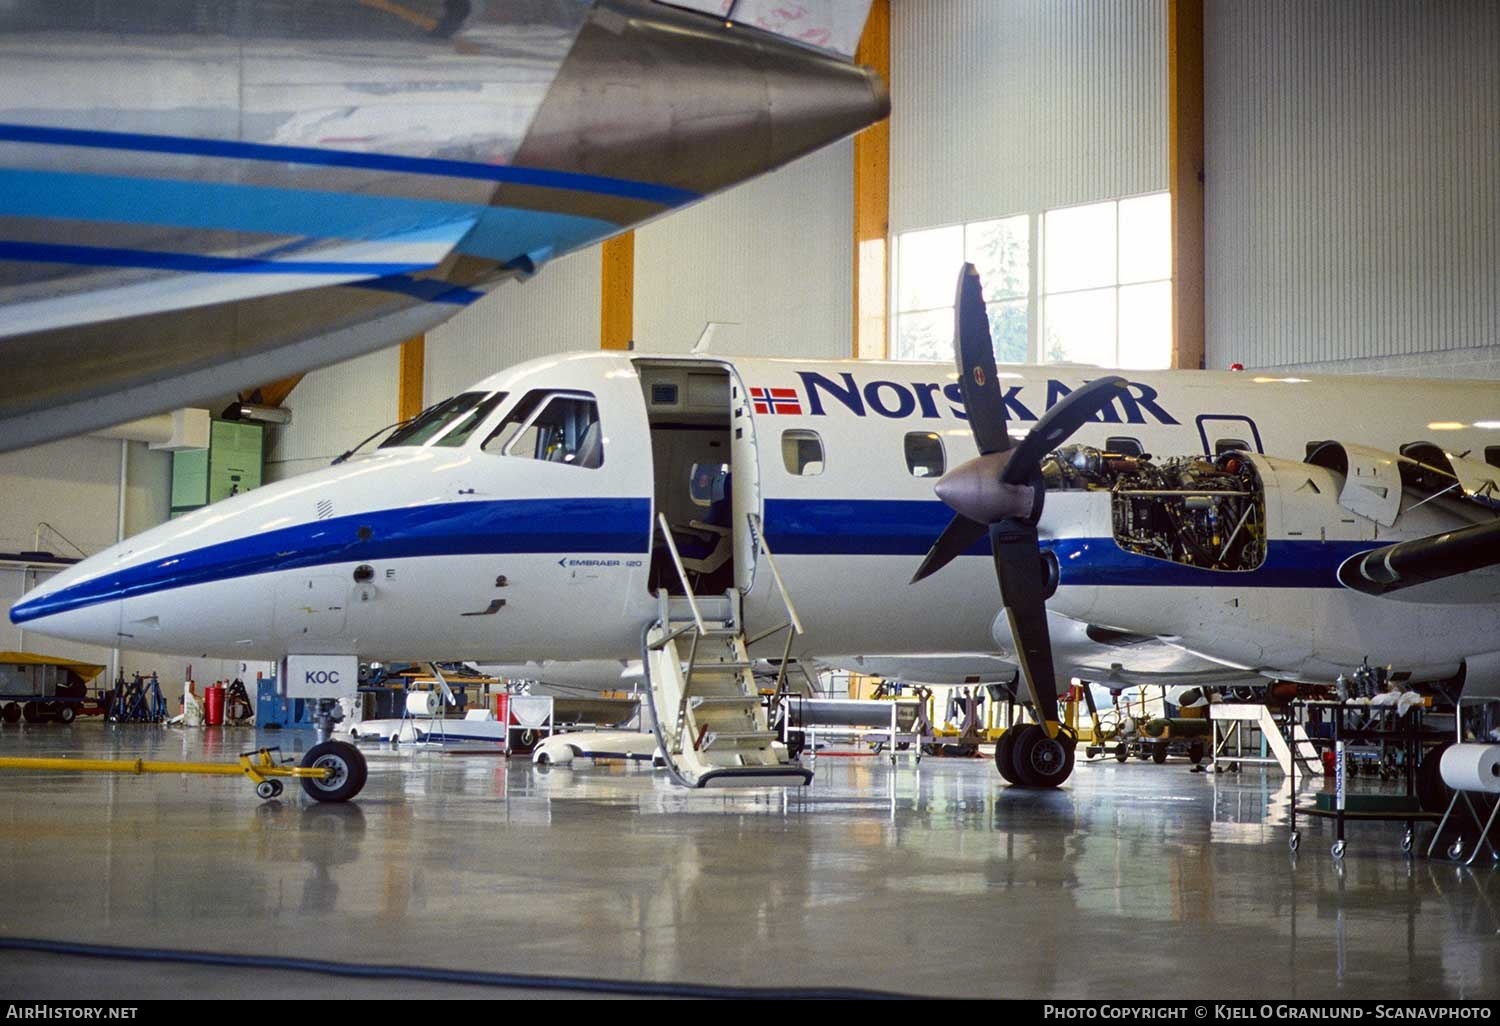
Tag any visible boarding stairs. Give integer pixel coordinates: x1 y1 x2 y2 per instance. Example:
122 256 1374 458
1209 703 1320 775
643 513 813 788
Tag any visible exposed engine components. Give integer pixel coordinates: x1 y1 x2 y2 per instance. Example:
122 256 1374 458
1044 445 1267 571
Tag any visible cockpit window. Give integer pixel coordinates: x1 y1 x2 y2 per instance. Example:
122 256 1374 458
380 392 488 448
431 392 507 447
482 390 603 469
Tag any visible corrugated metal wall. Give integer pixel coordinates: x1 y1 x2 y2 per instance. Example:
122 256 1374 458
891 0 1168 232
264 346 399 481
1206 1 1500 377
424 247 602 400
634 141 854 358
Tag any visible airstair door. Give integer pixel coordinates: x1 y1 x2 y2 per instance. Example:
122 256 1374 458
723 363 762 596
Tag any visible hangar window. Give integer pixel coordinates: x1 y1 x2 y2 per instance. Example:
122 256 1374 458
904 432 945 477
1041 193 1172 369
781 430 824 476
482 390 603 469
894 215 1029 364
891 192 1171 370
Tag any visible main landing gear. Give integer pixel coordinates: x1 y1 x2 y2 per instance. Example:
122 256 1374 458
995 717 1077 789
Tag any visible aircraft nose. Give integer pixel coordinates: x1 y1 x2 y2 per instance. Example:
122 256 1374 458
8 562 124 648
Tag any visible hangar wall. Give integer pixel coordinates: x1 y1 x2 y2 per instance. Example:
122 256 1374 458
1205 1 1500 378
423 247 602 401
634 141 854 358
0 436 245 683
422 139 854 392
889 0 1168 232
265 347 400 482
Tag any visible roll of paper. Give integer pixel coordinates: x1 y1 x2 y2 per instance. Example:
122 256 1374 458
405 690 438 716
1439 743 1500 794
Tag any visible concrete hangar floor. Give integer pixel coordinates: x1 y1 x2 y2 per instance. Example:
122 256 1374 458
0 724 1496 1000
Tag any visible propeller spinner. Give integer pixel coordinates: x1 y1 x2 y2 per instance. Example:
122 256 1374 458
912 264 1129 787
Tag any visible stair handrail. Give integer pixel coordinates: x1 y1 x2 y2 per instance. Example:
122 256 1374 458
744 513 807 697
746 513 803 637
655 512 706 636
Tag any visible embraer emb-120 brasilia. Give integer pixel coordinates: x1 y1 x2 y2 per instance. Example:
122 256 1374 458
13 266 1500 798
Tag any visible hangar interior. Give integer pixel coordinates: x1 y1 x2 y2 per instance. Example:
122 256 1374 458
2 0 1499 1002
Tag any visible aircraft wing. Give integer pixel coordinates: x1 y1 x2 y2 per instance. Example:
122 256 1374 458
0 0 888 450
0 221 478 339
820 619 1272 690
1337 518 1500 604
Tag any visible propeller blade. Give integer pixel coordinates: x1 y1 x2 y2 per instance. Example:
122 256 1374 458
910 513 988 584
990 522 1060 720
1001 375 1131 484
953 263 1011 456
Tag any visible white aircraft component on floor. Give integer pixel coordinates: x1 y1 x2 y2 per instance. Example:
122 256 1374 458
12 268 1500 789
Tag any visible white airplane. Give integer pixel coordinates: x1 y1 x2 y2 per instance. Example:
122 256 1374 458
12 267 1500 797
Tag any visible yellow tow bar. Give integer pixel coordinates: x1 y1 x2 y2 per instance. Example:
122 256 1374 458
0 747 333 800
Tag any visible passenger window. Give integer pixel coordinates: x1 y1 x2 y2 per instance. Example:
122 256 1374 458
782 430 824 476
482 390 603 468
431 392 507 447
904 432 945 477
690 463 730 506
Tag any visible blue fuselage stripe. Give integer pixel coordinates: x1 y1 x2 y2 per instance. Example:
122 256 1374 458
8 497 1368 626
9 498 654 624
0 123 699 206
762 498 1363 589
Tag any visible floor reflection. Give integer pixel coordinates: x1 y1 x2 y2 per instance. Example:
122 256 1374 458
0 723 1494 998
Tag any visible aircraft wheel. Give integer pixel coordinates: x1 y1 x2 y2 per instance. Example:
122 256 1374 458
1011 727 1075 788
1152 742 1169 765
1114 743 1128 763
994 726 1027 784
56 704 76 725
3 703 21 724
299 741 367 803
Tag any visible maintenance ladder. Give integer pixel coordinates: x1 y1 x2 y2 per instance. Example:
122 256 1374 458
643 513 813 788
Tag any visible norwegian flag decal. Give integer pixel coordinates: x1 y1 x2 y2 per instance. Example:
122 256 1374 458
751 387 802 415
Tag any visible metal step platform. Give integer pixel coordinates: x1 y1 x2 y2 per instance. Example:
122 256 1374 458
642 513 812 788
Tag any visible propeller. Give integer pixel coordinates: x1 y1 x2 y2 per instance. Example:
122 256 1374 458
912 263 1129 729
